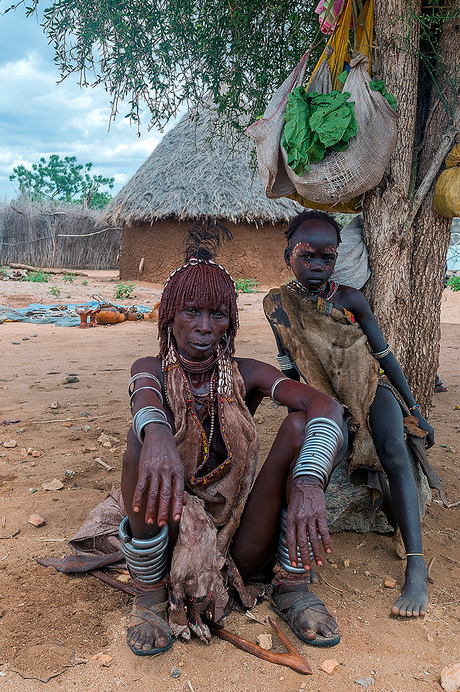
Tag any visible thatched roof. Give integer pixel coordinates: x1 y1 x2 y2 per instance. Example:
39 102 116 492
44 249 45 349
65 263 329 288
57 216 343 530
101 109 302 226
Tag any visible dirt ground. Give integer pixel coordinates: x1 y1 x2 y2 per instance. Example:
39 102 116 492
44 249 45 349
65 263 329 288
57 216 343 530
0 271 459 692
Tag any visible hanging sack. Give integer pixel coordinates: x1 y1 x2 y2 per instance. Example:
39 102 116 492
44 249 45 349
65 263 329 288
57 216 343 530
246 52 398 207
433 144 460 219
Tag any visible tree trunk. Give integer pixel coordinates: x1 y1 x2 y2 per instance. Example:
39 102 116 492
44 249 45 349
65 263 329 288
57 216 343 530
362 0 460 414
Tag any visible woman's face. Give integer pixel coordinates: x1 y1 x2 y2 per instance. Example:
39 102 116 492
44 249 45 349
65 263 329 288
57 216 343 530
285 220 339 291
171 300 230 360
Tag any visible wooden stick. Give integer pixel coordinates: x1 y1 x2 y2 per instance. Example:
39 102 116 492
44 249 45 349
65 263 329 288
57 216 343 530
89 569 137 596
211 618 312 675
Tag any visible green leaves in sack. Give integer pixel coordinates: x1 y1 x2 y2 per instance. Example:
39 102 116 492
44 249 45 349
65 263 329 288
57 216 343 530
309 91 356 148
369 79 397 111
281 87 358 175
282 88 314 175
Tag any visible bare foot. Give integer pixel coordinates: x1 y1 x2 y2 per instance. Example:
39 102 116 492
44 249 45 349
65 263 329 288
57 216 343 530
390 557 428 617
127 584 173 654
272 583 340 645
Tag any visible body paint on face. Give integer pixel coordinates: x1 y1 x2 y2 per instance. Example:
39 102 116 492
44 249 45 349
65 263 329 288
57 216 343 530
325 244 338 257
290 241 315 260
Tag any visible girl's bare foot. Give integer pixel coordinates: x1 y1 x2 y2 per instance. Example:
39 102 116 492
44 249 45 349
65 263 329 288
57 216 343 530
390 556 428 617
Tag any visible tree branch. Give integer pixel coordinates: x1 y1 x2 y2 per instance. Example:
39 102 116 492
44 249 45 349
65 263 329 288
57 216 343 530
409 106 460 226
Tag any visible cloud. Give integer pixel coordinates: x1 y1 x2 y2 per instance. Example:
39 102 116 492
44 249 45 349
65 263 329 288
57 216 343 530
0 8 180 201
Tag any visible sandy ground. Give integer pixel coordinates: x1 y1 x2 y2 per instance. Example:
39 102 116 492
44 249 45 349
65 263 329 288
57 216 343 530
0 271 459 692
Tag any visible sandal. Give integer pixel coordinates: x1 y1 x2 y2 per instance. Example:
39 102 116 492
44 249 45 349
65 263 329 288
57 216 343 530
127 592 174 656
272 584 340 647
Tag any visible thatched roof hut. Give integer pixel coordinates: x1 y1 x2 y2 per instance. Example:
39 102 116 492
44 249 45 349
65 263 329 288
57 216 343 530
102 109 302 286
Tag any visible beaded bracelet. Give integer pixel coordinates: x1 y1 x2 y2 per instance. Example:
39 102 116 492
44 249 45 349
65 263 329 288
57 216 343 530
408 404 421 413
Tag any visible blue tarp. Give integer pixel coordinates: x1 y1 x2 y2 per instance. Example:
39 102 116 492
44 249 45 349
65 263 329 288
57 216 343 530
0 301 152 327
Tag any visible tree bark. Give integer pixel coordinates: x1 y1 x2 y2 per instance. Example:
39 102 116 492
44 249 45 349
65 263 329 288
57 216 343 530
362 0 460 414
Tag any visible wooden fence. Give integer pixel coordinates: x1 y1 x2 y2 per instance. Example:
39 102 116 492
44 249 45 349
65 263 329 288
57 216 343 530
0 198 121 269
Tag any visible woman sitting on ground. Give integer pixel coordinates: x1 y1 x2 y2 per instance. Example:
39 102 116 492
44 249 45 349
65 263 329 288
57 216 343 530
120 224 346 655
264 210 435 620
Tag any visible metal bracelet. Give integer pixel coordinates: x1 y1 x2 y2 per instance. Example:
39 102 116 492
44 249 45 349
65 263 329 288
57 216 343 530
132 406 172 444
119 517 169 584
370 344 391 359
276 353 295 371
129 385 164 410
128 373 162 398
271 376 289 405
292 417 343 487
277 507 317 574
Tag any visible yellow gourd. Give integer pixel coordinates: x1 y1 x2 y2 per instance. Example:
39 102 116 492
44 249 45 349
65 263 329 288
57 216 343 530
433 143 460 219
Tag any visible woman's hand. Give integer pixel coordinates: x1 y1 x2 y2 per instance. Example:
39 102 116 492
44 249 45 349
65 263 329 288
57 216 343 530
412 411 435 448
285 477 331 570
133 424 185 526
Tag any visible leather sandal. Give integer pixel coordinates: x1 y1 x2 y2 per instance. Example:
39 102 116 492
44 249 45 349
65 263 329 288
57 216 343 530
271 585 340 647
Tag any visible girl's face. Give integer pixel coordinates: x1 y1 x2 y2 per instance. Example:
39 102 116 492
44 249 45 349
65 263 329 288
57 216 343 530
285 221 339 292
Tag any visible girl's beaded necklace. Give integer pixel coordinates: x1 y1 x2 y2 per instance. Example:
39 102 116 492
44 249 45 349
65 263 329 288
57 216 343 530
288 278 339 301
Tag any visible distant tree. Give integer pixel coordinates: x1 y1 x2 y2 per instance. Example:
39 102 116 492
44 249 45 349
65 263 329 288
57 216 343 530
9 154 114 208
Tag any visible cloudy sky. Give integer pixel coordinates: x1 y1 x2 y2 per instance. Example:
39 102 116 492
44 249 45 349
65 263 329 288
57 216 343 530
0 4 178 201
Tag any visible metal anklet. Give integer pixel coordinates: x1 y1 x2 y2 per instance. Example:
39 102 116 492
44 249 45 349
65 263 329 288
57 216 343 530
119 517 169 585
370 344 391 359
278 508 317 574
132 406 172 443
292 417 344 487
276 353 296 371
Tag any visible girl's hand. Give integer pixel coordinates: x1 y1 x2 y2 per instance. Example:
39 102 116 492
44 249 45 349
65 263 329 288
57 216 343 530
413 411 434 448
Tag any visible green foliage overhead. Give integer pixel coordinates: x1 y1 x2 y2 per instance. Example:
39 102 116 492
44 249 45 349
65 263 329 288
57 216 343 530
9 0 458 141
9 154 114 208
18 0 322 140
281 88 357 175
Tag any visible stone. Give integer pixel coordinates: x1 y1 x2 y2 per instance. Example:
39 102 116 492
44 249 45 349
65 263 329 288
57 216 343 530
98 433 111 445
28 514 46 527
355 678 374 687
3 440 17 448
320 659 340 674
90 653 113 666
343 559 350 568
440 662 460 691
170 667 181 678
384 577 396 589
50 401 61 409
42 479 64 491
66 375 79 383
256 634 272 650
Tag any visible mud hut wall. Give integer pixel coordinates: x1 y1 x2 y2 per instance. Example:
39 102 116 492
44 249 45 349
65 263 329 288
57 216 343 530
119 220 291 286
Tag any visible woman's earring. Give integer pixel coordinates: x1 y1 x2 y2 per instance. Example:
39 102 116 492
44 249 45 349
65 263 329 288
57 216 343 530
167 324 172 350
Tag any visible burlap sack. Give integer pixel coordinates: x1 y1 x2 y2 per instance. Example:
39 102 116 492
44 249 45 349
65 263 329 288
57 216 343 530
246 53 398 205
